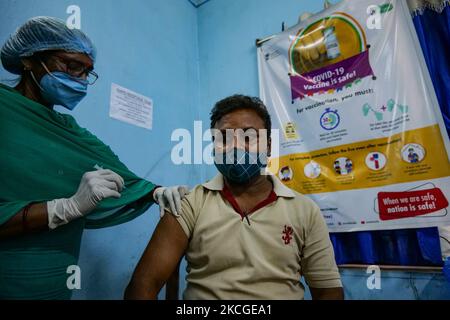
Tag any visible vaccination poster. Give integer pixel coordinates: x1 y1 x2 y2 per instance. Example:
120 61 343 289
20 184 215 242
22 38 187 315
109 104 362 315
257 0 450 232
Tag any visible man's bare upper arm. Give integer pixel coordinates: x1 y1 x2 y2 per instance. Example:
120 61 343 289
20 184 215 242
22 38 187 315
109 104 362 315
125 212 189 299
310 287 344 300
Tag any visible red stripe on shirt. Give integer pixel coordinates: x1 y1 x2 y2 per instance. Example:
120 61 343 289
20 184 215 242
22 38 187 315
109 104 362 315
220 184 278 220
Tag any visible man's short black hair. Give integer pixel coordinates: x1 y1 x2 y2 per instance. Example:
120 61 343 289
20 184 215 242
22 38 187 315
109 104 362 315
210 94 272 137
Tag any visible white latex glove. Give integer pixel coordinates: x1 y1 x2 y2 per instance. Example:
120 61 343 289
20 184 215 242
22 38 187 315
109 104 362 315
153 185 189 218
47 169 125 229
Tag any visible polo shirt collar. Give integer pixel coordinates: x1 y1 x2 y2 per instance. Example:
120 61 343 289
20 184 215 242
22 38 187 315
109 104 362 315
202 173 296 199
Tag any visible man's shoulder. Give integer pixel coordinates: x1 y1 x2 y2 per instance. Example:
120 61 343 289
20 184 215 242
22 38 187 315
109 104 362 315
283 186 318 208
188 182 213 195
182 182 216 207
279 186 322 223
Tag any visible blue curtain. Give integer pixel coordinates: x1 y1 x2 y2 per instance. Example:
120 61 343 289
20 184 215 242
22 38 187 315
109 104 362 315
331 228 442 266
331 5 449 267
413 5 450 136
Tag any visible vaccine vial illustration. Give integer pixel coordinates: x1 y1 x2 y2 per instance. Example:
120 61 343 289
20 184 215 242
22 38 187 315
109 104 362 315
323 26 341 60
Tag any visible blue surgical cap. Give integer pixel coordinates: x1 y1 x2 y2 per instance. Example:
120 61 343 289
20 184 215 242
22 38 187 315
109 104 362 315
1 16 97 75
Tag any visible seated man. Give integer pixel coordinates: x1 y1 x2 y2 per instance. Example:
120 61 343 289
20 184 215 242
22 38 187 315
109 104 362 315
125 95 344 300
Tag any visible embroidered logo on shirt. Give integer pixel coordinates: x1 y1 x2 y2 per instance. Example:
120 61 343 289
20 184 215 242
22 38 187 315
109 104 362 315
282 225 294 245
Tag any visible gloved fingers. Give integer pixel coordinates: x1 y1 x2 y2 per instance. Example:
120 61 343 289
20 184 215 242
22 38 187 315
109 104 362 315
91 186 104 202
155 189 168 218
159 205 166 218
178 185 190 197
165 189 179 216
96 169 125 185
101 172 124 192
99 180 120 192
97 185 122 199
173 189 183 217
93 177 120 193
103 171 124 187
154 188 164 204
81 171 93 180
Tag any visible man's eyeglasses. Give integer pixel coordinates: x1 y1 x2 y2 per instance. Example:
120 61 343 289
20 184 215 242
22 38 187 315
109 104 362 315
45 55 99 85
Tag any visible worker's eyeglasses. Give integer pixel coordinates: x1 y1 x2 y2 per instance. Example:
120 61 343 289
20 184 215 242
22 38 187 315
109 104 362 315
45 55 99 85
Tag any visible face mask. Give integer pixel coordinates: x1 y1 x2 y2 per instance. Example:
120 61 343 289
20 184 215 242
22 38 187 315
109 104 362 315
214 148 267 184
31 64 88 110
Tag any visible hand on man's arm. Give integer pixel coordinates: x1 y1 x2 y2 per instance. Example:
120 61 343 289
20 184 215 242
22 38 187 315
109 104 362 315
124 212 188 300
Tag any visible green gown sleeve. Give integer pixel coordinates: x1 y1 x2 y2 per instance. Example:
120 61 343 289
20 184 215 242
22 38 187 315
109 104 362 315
0 83 156 229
